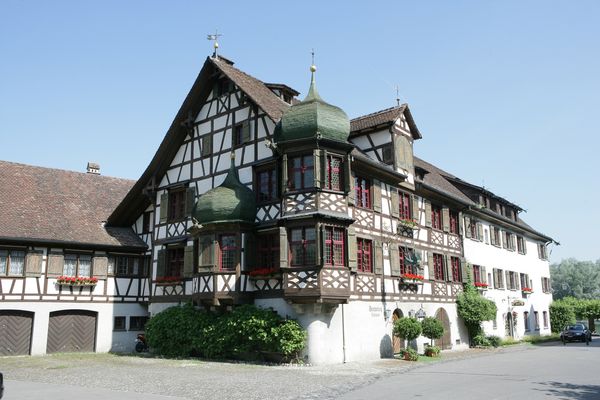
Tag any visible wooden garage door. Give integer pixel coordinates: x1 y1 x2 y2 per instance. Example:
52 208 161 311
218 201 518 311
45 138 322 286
0 310 34 356
47 310 97 353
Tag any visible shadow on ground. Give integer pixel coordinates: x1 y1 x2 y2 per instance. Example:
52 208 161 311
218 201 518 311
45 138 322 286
535 381 600 399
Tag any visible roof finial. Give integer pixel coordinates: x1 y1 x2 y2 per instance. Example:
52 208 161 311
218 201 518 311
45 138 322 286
395 85 400 107
304 48 321 101
230 151 235 160
207 30 223 58
310 48 317 74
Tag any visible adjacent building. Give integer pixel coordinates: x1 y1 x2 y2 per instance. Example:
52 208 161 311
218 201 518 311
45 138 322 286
0 55 554 363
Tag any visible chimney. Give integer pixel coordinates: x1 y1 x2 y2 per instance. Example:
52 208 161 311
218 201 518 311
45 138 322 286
86 162 100 175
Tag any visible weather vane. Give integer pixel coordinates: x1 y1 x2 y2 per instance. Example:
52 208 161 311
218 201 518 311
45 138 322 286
310 48 316 72
396 85 400 107
207 30 222 58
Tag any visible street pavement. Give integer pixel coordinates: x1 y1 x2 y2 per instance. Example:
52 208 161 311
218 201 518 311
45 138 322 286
1 341 598 399
337 340 600 400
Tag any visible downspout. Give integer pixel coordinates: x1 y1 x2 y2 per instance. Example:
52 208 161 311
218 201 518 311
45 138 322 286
341 303 347 363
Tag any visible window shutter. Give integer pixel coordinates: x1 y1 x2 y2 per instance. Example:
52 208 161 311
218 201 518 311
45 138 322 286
313 149 323 188
373 180 382 212
46 254 64 277
25 252 42 277
505 270 510 289
183 246 194 278
464 216 471 238
156 249 166 278
185 186 196 217
411 195 419 222
281 154 288 193
234 235 241 270
390 246 400 276
244 233 256 271
374 241 383 275
427 252 434 281
522 240 527 255
461 259 469 282
425 201 432 227
92 256 108 279
347 226 357 272
160 193 169 223
442 207 450 232
476 222 483 241
444 255 452 281
279 227 288 269
319 225 326 267
502 231 508 249
345 155 355 205
481 266 487 284
391 190 399 218
492 268 498 288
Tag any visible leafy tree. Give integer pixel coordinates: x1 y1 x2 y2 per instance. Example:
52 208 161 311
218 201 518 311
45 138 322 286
551 297 600 333
549 299 576 333
421 317 444 345
393 317 422 349
456 282 497 345
550 259 600 300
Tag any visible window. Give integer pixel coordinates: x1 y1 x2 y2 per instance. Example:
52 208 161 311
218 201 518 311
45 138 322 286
290 227 316 266
400 247 417 275
166 247 184 277
0 249 25 276
538 243 548 260
289 155 314 190
543 311 549 329
524 311 530 331
324 227 345 267
324 155 343 191
473 264 482 284
142 211 152 234
399 192 411 220
114 316 126 331
541 277 551 293
451 257 462 282
130 316 149 331
233 122 251 147
517 236 526 254
504 231 516 251
431 205 442 230
201 134 212 157
520 273 529 290
215 78 231 97
115 255 148 277
534 311 540 330
493 268 504 289
493 317 497 330
381 144 393 164
507 271 518 290
433 253 445 280
257 234 279 269
357 238 372 273
490 226 501 247
354 176 371 209
449 210 459 234
256 167 278 203
168 189 186 221
63 254 92 277
219 234 238 271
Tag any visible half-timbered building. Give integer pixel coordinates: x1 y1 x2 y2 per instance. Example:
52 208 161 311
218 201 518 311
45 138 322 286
0 54 554 363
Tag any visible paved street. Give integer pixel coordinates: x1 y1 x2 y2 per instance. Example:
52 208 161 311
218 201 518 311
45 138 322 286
1 341 598 399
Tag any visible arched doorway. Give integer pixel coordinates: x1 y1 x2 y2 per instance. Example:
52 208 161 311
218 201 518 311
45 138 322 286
434 308 452 350
392 309 405 354
505 312 514 338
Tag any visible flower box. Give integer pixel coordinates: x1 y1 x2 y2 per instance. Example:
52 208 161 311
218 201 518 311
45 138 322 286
153 276 183 285
474 282 488 290
249 268 281 280
398 218 418 229
56 276 98 287
400 273 424 285
521 287 533 295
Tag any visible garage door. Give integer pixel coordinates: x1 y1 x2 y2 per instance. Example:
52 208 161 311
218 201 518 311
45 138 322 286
47 310 97 353
0 310 34 356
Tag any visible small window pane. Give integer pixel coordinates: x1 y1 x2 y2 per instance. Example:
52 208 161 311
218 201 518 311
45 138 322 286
79 255 92 277
64 255 77 276
114 316 126 331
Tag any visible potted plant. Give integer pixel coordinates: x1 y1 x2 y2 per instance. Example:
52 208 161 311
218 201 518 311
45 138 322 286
153 276 183 285
398 218 418 229
249 267 282 280
421 317 444 352
393 317 422 361
401 273 425 285
56 276 98 287
521 287 533 295
424 345 441 357
474 281 488 291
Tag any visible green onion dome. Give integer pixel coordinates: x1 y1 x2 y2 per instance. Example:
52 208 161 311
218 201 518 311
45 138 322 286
192 155 256 224
274 66 350 143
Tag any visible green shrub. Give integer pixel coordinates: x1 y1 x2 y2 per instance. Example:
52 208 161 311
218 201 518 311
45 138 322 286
472 333 491 347
400 347 419 361
393 317 422 348
272 319 307 359
421 317 444 345
500 337 520 346
486 335 502 348
549 301 576 333
456 283 497 345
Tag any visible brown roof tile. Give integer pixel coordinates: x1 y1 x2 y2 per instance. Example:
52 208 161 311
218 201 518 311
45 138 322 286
0 160 146 249
350 105 406 132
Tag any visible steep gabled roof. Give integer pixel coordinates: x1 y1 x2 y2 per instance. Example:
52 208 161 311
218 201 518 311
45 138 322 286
350 104 422 139
108 56 289 226
0 160 145 250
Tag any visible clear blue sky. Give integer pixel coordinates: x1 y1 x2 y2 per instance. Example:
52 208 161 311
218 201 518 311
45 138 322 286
1 1 598 263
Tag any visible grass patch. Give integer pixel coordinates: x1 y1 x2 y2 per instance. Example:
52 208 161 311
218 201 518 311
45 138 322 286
521 333 561 344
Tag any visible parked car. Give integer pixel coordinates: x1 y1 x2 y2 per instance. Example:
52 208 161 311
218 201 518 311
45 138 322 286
0 372 4 398
561 324 592 344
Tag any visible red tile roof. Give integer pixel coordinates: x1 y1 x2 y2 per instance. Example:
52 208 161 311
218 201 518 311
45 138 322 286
0 160 146 249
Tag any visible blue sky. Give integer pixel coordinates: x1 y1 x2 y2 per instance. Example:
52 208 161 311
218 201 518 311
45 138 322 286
1 1 598 263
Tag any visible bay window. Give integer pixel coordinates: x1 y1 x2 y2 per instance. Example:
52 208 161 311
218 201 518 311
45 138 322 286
290 155 314 190
290 227 316 266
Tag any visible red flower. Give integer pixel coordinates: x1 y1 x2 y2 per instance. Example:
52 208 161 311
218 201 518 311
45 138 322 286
522 287 533 292
249 267 279 277
474 282 488 288
401 273 424 281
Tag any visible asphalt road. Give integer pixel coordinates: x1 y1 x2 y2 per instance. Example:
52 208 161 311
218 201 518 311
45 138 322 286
337 340 600 400
2 341 598 399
